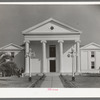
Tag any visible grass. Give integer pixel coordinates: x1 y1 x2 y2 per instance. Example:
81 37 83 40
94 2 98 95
62 74 100 88
33 75 46 88
0 75 41 88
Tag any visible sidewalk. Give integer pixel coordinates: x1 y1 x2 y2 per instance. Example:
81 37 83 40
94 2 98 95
40 75 64 88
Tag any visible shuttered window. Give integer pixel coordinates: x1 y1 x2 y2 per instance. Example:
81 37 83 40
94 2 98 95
91 51 95 57
91 61 95 69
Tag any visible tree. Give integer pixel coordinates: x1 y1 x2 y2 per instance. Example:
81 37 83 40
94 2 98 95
0 52 6 63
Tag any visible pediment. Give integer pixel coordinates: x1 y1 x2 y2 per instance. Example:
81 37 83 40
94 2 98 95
0 43 23 51
22 18 81 35
81 42 100 50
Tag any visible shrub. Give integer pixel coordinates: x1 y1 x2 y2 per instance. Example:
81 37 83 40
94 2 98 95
0 61 20 77
0 53 21 77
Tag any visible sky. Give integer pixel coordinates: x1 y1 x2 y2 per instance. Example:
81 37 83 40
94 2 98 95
0 5 100 47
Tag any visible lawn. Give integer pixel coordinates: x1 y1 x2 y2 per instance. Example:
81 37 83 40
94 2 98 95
0 75 41 88
62 74 100 88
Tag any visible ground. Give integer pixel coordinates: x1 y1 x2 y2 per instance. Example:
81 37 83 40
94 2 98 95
0 75 41 88
1 74 100 88
62 74 100 88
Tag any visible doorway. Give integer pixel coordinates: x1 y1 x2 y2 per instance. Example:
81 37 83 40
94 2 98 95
49 45 56 72
50 60 56 72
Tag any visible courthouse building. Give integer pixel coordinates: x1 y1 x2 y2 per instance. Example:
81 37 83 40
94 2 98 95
0 18 100 75
22 18 81 74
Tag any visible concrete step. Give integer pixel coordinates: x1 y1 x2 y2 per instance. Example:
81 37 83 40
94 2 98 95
45 73 60 76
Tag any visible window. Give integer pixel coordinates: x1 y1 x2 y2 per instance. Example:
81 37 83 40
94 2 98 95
91 51 95 57
50 26 54 30
91 61 95 69
49 45 56 57
11 52 14 58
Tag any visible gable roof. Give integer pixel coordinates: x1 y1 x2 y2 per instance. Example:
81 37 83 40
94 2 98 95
80 42 100 50
22 18 82 35
0 43 23 51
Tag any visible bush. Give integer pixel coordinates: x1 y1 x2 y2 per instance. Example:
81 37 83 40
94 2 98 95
0 61 20 77
0 53 21 77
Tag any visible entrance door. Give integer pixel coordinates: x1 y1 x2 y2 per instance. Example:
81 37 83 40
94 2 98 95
49 45 56 72
50 60 56 72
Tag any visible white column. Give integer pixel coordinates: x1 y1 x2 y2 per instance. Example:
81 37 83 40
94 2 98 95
41 40 47 73
58 40 64 73
25 40 30 74
76 40 81 73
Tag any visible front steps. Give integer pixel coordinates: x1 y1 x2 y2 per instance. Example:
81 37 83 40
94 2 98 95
24 72 80 77
45 73 60 76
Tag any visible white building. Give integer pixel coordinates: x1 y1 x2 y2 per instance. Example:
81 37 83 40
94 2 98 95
22 18 81 75
1 18 100 75
80 42 100 73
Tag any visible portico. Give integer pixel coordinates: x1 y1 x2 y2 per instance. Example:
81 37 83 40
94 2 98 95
22 18 81 75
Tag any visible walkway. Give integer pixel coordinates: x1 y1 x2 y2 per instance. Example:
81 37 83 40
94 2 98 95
40 74 64 88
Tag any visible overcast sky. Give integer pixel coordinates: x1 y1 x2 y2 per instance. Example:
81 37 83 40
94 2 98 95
0 5 100 47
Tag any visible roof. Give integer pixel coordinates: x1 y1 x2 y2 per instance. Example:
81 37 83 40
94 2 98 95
22 18 82 35
80 42 100 50
0 43 23 51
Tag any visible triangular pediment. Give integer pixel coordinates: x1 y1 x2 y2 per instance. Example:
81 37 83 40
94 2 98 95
0 43 23 51
22 18 81 35
81 42 100 50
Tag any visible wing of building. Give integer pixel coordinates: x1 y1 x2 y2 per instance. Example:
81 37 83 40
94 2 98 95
0 43 24 70
80 42 100 73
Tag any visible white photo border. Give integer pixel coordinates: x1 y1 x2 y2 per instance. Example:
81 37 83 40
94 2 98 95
0 2 100 98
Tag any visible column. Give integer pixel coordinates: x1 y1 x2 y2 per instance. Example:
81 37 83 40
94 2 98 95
41 40 47 73
76 40 81 73
25 40 30 74
58 40 64 73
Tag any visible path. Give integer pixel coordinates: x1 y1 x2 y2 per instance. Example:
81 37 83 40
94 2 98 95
40 75 64 88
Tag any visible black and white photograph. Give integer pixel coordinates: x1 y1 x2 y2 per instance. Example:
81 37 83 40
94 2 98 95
0 4 100 89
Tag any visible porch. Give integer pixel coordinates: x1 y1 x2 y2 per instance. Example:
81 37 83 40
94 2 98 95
24 40 80 74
